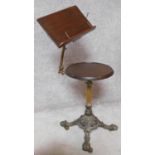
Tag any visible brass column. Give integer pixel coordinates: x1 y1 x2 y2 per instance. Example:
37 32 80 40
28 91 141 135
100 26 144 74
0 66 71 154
58 45 66 74
85 81 93 107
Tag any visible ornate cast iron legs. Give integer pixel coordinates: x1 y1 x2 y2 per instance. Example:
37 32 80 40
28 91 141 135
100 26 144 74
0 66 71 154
58 45 66 74
60 106 118 153
60 81 118 153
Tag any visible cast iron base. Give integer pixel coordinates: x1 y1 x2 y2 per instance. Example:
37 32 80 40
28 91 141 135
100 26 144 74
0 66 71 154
60 106 118 153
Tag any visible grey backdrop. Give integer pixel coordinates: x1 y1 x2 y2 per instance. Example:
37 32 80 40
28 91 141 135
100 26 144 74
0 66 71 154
35 0 121 155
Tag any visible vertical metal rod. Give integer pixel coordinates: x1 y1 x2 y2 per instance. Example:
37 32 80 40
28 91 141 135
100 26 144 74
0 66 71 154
58 45 66 74
85 81 93 107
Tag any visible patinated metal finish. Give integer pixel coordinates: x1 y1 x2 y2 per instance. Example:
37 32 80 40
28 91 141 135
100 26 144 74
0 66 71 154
60 80 118 153
60 106 118 153
58 45 66 74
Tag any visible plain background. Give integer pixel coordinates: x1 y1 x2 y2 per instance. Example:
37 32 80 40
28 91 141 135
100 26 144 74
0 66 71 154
1 0 155 155
34 0 120 155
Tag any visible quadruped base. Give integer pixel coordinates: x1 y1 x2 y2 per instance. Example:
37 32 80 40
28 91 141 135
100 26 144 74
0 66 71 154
60 106 118 153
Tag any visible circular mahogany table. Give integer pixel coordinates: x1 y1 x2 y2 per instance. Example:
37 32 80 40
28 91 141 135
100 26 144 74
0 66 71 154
60 62 118 153
65 62 114 81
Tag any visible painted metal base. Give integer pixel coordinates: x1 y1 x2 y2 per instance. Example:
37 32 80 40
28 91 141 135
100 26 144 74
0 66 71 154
60 106 118 153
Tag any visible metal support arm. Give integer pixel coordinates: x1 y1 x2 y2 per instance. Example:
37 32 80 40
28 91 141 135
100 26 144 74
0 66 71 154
58 45 66 74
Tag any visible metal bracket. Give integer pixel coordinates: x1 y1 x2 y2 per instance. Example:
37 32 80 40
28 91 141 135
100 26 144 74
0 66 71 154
58 45 66 74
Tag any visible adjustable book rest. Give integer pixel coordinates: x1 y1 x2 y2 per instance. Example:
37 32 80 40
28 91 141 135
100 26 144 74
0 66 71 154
37 6 96 74
37 6 118 153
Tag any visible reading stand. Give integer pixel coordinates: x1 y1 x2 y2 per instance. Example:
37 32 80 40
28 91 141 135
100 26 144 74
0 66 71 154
37 6 118 153
37 6 95 74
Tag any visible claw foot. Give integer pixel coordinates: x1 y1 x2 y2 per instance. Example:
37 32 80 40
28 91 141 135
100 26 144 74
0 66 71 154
109 124 118 131
82 142 93 153
60 121 70 130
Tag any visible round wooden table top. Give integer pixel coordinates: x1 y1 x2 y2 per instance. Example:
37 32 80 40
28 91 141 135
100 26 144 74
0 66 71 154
65 62 114 81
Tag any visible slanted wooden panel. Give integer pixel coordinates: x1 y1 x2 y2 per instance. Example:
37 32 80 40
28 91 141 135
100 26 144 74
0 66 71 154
37 6 96 48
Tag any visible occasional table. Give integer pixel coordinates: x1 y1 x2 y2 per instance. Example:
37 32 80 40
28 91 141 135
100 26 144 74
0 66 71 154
60 62 118 153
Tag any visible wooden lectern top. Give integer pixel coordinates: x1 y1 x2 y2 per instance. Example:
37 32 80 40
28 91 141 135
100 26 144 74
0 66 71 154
37 6 96 48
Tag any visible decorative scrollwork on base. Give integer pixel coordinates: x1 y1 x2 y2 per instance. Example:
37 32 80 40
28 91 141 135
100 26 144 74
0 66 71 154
60 106 118 153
